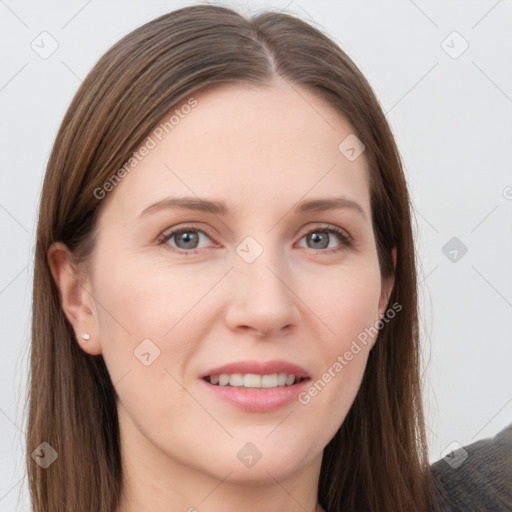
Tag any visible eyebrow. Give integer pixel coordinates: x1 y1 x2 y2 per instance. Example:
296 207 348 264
139 195 367 220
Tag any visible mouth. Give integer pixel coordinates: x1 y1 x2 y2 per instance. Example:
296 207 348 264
198 360 311 412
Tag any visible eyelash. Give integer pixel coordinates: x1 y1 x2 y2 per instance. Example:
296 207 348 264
157 224 353 257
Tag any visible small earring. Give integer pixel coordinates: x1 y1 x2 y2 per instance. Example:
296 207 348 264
80 333 90 341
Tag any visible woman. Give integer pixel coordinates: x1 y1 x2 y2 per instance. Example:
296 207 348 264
27 4 438 511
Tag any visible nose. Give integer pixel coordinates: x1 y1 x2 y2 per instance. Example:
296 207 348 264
223 249 300 338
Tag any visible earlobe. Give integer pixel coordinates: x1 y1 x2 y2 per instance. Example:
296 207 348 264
47 242 102 355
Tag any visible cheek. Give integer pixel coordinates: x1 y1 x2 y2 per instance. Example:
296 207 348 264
308 259 383 354
89 249 219 444
90 243 220 353
297 260 382 434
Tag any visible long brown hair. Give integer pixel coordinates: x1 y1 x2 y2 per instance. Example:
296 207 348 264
27 4 437 511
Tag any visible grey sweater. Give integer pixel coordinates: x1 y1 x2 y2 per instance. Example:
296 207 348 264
430 423 512 511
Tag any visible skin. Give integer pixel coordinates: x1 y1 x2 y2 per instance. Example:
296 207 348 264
49 78 395 512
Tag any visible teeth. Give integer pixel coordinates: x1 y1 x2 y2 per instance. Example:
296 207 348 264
261 374 277 388
244 374 261 388
207 372 302 388
230 373 244 386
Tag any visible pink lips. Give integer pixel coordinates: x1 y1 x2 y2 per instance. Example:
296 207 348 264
198 359 311 413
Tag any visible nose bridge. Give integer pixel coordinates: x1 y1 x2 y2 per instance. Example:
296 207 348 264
225 233 298 334
235 235 290 301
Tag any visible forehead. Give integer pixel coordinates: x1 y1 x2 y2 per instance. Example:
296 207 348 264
99 80 371 221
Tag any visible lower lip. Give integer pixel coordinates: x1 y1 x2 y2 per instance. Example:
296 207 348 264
199 378 311 412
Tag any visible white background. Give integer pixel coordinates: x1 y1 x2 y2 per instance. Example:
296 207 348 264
1 0 511 510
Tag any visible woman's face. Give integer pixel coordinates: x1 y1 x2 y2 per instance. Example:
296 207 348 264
80 80 394 486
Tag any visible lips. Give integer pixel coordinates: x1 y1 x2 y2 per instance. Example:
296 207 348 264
198 360 311 412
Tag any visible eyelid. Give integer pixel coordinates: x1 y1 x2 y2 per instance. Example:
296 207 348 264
157 223 208 242
295 223 352 243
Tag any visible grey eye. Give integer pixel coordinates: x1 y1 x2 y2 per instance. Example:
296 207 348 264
305 231 330 249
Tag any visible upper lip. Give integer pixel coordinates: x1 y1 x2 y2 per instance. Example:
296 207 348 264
199 360 310 379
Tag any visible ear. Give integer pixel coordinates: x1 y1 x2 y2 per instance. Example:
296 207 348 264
47 242 102 355
378 246 397 317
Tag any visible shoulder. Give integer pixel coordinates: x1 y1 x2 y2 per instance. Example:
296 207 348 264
430 423 512 512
